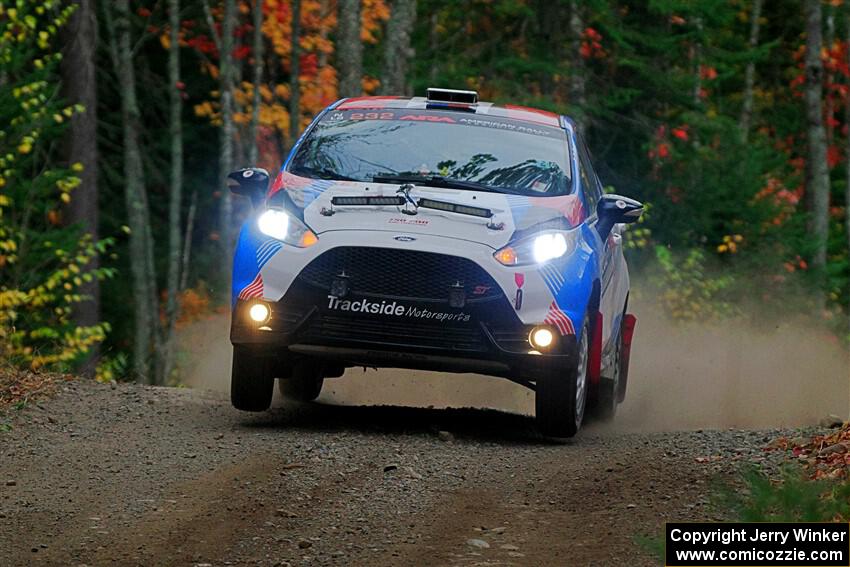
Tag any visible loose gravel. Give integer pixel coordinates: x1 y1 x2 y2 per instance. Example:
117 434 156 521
0 380 807 566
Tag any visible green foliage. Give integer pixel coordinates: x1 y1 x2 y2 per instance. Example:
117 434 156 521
721 467 850 522
412 0 847 325
0 1 114 371
622 200 652 251
95 352 129 384
652 245 737 321
635 534 664 563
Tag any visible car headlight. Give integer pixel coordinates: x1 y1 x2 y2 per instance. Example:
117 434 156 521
257 208 318 247
494 229 578 266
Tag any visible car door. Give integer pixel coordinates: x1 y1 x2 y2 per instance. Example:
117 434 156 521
575 134 627 358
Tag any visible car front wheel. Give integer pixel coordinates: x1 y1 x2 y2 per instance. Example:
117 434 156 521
231 347 274 412
535 319 589 438
279 359 324 402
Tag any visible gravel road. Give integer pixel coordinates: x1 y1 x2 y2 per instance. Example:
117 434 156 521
0 379 794 567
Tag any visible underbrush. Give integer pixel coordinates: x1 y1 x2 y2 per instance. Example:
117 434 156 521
720 466 850 522
640 438 850 562
0 364 69 418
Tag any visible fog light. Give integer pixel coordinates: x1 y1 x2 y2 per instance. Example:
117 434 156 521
530 327 554 349
249 303 271 323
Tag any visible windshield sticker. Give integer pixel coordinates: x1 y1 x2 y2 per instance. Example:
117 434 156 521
349 111 396 121
457 117 555 137
399 114 456 123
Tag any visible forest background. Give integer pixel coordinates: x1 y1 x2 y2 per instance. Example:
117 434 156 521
1 0 847 384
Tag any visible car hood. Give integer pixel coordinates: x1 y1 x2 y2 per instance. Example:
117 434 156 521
268 171 586 249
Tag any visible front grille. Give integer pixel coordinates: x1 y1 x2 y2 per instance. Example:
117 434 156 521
303 314 488 352
296 247 501 301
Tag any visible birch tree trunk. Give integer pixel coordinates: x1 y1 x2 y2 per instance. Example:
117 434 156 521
248 0 264 164
381 0 416 96
219 0 236 273
739 0 763 142
289 0 302 145
109 0 157 382
180 190 198 293
161 0 184 385
804 0 830 277
61 0 99 375
337 0 363 98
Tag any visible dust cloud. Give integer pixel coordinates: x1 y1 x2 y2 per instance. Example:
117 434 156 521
177 295 849 432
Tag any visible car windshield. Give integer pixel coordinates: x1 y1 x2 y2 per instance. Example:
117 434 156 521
289 108 573 196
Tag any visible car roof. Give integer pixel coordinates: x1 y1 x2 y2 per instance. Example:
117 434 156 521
335 96 568 129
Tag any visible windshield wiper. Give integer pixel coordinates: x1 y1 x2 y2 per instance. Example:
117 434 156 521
371 174 524 195
291 165 359 182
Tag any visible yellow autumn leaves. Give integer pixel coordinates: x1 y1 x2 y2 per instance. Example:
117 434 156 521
0 0 113 372
717 234 744 254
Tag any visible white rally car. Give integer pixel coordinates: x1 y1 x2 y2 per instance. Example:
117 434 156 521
227 88 641 437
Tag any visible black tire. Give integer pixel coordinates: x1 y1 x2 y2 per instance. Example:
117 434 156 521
535 319 590 438
231 347 274 412
279 359 324 402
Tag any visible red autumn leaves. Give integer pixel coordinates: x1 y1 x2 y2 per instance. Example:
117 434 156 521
580 27 606 60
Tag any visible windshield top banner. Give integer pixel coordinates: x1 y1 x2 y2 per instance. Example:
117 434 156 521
321 109 564 139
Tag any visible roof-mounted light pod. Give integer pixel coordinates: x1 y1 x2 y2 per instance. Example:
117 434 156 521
426 88 478 105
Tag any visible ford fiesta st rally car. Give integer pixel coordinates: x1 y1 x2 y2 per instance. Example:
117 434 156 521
227 88 642 437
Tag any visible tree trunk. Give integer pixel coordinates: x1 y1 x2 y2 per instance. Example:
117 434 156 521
692 16 704 107
337 0 363 98
380 0 416 96
219 0 237 276
289 0 302 145
61 0 99 375
248 0 264 164
826 4 836 145
845 8 850 333
180 190 198 293
317 0 331 69
428 11 439 82
161 0 184 386
568 0 586 124
804 0 830 278
109 0 157 382
739 0 763 142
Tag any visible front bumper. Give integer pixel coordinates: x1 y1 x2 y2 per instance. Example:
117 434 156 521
231 283 577 381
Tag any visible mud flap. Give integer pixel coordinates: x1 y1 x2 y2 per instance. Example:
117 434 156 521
588 312 603 390
617 314 637 403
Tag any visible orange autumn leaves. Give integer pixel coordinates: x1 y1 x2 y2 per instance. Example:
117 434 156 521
184 0 388 165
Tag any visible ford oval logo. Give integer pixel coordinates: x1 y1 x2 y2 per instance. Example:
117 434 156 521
393 235 417 242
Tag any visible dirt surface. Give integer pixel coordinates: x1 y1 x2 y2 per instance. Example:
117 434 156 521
1 379 794 567
177 296 849 432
